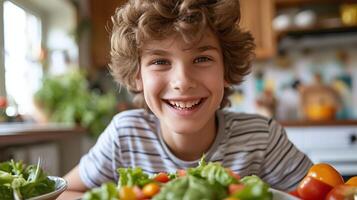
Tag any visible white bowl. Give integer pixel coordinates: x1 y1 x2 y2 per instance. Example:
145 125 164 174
271 188 301 200
28 176 67 200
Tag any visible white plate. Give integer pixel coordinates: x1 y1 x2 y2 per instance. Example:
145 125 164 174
28 176 67 200
271 188 301 200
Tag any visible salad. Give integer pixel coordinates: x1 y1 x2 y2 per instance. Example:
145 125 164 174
83 158 272 200
0 160 55 200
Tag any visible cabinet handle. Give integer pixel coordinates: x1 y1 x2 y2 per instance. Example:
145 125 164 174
349 134 356 144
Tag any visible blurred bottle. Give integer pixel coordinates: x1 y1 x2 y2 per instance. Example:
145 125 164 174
341 4 357 26
277 80 302 120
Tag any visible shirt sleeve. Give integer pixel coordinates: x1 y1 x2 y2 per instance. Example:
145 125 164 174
79 119 118 188
259 119 313 191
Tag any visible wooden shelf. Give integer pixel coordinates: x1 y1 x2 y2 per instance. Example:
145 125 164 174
280 119 357 127
276 24 357 39
275 0 357 8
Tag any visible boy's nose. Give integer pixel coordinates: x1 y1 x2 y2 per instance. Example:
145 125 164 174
170 65 197 92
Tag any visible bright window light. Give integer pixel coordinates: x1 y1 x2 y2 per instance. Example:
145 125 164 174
4 1 43 116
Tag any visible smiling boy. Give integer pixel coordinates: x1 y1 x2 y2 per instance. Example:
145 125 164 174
64 0 312 194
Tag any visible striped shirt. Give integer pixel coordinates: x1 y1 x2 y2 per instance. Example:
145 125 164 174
79 109 312 191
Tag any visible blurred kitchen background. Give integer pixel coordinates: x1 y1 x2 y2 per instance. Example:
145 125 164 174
0 0 357 180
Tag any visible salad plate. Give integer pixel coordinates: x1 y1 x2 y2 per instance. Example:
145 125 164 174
28 176 67 200
271 189 300 200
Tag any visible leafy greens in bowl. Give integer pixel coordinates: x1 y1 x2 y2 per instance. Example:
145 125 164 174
83 158 298 200
0 160 66 200
28 176 67 200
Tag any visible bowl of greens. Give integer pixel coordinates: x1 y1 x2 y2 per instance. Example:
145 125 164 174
82 158 299 200
0 160 67 200
28 176 67 200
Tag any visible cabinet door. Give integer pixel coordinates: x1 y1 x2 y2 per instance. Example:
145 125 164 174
90 0 126 68
240 0 276 59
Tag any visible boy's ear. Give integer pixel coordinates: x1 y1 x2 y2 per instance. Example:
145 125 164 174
224 81 230 88
135 72 143 91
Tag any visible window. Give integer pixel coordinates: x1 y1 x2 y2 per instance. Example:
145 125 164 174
3 1 43 116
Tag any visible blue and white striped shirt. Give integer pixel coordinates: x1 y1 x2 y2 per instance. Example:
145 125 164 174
79 109 312 191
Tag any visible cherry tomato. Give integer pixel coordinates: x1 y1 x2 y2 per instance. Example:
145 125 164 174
297 175 334 200
325 184 357 200
307 163 344 187
226 168 241 180
133 186 147 200
154 172 170 183
119 186 136 200
345 176 357 186
142 182 160 197
177 169 186 177
228 184 245 195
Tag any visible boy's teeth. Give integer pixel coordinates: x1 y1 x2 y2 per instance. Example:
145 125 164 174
169 100 200 108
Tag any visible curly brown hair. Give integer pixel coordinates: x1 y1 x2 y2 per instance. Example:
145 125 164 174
109 0 255 109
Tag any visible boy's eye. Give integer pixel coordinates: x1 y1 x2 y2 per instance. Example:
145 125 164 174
194 56 211 63
151 59 170 65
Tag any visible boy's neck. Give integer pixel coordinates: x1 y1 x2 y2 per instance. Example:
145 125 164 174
160 115 217 161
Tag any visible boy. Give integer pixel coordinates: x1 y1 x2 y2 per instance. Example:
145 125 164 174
64 0 312 196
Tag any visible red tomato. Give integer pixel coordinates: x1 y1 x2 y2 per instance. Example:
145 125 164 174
307 163 344 187
154 172 170 183
345 176 357 186
228 183 245 195
297 175 334 200
288 189 300 198
325 184 357 200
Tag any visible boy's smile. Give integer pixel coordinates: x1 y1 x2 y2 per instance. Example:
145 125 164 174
137 29 225 160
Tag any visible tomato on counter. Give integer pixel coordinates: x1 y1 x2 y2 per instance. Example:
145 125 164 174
306 163 345 187
325 184 357 200
345 176 357 186
297 163 344 200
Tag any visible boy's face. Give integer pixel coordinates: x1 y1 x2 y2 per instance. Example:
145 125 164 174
138 30 226 135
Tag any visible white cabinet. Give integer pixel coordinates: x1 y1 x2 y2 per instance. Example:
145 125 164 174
285 126 357 176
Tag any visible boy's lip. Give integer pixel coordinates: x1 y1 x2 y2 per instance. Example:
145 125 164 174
162 96 206 101
162 97 207 113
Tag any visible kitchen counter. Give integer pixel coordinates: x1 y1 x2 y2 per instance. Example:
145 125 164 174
0 122 87 176
0 122 86 147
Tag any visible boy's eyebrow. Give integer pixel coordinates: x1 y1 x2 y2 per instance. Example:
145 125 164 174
142 49 170 56
142 45 219 56
195 45 219 52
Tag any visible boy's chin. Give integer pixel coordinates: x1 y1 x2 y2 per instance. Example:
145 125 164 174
166 122 205 135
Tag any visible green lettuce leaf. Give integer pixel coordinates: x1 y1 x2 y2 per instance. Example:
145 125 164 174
82 182 118 200
117 167 152 188
233 175 272 200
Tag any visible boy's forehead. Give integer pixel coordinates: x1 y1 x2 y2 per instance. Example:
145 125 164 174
141 30 220 53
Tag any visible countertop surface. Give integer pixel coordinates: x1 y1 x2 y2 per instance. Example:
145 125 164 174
0 122 86 147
